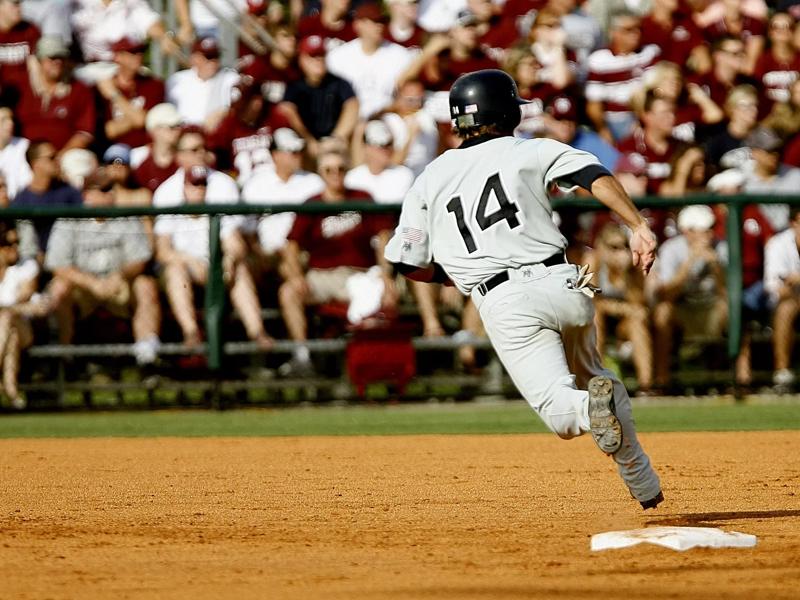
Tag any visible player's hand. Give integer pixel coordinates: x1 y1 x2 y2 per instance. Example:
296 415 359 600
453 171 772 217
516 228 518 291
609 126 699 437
629 224 657 275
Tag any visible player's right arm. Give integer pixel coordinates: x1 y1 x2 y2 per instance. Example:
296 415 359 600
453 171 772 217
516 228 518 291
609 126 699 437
384 183 452 283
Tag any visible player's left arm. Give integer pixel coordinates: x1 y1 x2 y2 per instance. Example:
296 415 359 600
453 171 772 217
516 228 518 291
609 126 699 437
589 174 657 275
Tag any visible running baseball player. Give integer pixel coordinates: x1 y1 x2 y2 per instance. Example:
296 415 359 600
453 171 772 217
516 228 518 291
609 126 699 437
385 69 663 510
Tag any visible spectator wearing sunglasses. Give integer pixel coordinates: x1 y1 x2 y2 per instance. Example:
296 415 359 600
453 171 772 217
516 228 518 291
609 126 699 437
154 129 273 350
277 148 396 377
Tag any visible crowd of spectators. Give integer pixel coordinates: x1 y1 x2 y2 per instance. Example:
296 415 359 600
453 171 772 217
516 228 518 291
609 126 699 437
5 0 800 407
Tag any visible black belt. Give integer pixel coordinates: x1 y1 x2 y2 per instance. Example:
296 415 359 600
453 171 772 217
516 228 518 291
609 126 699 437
476 253 566 296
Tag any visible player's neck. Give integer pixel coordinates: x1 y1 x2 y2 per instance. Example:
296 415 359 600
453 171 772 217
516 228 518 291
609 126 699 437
459 132 506 148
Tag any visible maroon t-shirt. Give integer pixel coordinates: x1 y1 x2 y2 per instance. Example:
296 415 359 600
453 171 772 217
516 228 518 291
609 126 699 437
0 20 39 90
703 15 766 44
297 15 356 49
753 51 800 117
422 49 499 91
288 191 393 270
206 105 292 172
616 130 678 195
712 204 772 288
640 12 705 72
238 54 301 103
133 149 178 192
100 74 165 148
479 16 522 53
385 25 426 50
16 76 96 149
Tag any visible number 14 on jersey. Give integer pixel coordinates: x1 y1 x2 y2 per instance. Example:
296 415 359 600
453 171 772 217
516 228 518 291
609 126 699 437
445 173 521 254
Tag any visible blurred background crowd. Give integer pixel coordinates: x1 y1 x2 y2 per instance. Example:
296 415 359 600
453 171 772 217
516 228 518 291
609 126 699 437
2 0 800 409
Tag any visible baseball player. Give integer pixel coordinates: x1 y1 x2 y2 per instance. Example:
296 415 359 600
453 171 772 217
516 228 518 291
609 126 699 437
385 69 663 510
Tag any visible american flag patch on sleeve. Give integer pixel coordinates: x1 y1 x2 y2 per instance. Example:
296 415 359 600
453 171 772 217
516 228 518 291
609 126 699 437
402 227 425 244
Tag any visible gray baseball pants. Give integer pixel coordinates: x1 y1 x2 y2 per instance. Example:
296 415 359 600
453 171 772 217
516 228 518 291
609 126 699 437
470 262 661 503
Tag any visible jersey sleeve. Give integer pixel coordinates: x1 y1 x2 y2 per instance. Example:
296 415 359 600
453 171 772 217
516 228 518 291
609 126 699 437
384 184 431 269
536 139 604 191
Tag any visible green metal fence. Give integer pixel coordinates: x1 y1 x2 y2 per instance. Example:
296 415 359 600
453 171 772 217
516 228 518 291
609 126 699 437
1 192 788 371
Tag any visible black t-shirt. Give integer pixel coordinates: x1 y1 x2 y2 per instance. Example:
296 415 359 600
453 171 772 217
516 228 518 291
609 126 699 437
282 73 356 139
703 125 749 172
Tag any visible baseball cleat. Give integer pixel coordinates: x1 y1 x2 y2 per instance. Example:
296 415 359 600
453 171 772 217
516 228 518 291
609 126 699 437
640 491 664 510
587 375 623 454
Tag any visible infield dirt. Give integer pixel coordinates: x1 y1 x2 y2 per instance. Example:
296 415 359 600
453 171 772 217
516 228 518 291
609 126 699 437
1 432 799 599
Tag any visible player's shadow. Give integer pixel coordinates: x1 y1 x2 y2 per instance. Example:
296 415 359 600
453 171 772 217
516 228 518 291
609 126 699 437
646 509 800 527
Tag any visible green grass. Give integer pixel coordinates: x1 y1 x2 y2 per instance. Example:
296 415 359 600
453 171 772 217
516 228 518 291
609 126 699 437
0 401 799 438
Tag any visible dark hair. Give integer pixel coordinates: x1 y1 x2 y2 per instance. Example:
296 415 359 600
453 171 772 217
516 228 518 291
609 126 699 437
25 140 52 165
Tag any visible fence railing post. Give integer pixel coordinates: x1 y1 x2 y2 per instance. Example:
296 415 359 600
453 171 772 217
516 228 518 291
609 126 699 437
726 200 744 361
205 215 225 371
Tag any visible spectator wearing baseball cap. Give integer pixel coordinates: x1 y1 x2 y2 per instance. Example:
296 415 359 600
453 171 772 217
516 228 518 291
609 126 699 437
68 0 181 72
102 143 151 209
326 3 415 119
96 37 166 151
346 120 414 205
166 36 240 130
742 126 800 232
280 35 359 156
205 75 292 185
130 103 181 193
242 127 324 261
153 128 273 350
650 204 727 391
237 19 302 105
15 36 97 152
396 8 498 117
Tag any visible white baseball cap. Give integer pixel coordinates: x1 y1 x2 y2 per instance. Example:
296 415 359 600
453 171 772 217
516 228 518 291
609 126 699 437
271 128 305 153
364 120 393 147
677 205 715 232
146 103 181 131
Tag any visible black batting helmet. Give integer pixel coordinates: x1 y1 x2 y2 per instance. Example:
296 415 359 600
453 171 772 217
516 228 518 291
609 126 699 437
449 69 529 134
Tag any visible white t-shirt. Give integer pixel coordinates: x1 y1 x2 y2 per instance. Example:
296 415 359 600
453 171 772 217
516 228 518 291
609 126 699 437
166 67 240 125
241 167 324 253
382 111 439 178
742 164 800 232
70 0 160 63
417 0 467 32
652 234 726 306
344 164 415 204
385 136 600 294
153 167 244 260
189 0 247 31
326 40 415 119
764 227 800 303
0 137 32 200
0 259 38 307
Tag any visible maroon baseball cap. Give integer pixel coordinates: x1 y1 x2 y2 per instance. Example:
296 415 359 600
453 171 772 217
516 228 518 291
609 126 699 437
185 165 209 186
110 37 148 54
545 95 577 121
247 0 267 14
192 37 221 59
298 35 326 57
353 2 389 23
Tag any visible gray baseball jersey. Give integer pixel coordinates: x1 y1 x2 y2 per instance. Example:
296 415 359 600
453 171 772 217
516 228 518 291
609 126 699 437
385 136 600 294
